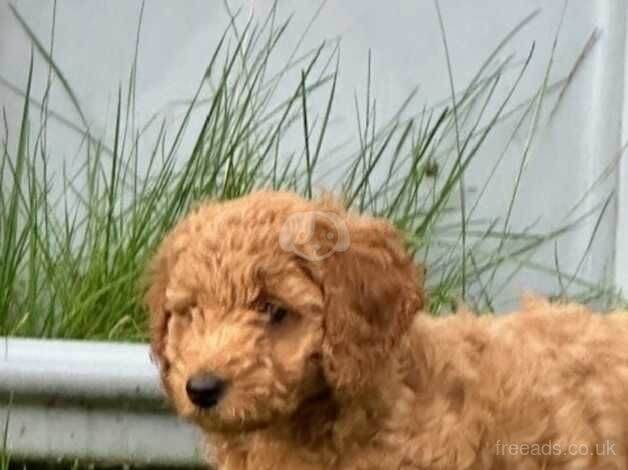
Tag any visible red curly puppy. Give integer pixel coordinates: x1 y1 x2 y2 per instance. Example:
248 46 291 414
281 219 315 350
145 190 628 469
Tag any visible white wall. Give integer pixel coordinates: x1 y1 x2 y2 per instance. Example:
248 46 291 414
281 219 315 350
1 0 626 306
620 1 628 294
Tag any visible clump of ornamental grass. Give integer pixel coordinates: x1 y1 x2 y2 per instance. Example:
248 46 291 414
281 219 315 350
0 3 621 342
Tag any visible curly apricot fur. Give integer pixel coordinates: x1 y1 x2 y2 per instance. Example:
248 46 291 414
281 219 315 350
145 191 628 469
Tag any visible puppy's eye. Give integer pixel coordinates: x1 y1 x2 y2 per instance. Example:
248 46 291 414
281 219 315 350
178 306 196 322
259 302 288 325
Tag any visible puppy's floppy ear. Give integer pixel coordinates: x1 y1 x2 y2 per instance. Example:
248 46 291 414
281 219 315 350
289 204 424 398
144 237 174 371
143 202 213 372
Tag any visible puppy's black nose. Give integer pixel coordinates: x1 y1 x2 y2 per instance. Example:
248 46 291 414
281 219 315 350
186 373 226 409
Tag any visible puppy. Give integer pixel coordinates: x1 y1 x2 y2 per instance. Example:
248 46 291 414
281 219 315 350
145 190 628 469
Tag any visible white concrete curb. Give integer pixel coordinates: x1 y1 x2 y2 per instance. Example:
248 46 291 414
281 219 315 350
0 338 203 467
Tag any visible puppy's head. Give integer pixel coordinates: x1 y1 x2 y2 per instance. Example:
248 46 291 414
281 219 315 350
145 191 423 432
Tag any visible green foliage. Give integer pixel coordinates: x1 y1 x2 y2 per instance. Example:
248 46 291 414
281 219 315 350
0 4 620 345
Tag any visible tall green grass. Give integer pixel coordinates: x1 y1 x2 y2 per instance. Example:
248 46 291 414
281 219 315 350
0 3 620 343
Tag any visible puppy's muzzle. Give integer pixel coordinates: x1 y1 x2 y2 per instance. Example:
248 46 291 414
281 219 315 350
186 373 227 409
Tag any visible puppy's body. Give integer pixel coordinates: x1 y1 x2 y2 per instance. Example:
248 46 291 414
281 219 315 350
401 301 628 469
208 302 628 469
146 191 628 469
